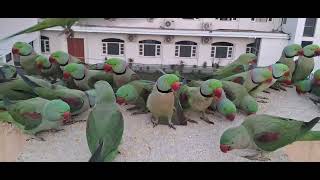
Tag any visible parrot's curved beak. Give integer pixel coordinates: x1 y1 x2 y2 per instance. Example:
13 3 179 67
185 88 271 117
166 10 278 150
63 112 71 124
297 49 304 56
315 79 320 86
171 82 181 91
226 113 236 121
220 144 232 153
36 62 43 70
266 78 273 83
284 79 292 85
12 47 19 55
251 59 257 65
116 97 126 105
213 88 223 98
315 48 320 56
49 56 57 64
103 64 112 72
63 72 71 80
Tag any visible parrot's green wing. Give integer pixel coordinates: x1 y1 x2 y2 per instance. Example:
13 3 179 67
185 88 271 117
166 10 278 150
0 18 79 41
222 72 246 85
244 115 319 152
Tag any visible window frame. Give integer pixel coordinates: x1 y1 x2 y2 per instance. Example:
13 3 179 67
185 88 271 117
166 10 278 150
303 18 317 37
174 41 197 58
211 42 234 59
301 41 313 48
40 36 50 53
138 40 161 57
101 39 125 56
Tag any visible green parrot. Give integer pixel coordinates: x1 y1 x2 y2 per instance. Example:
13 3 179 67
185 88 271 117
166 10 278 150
63 63 113 91
310 69 320 97
221 80 258 115
34 55 63 83
249 63 289 97
49 50 82 69
3 97 71 141
294 79 312 95
0 73 53 100
115 80 155 115
270 44 303 90
86 81 124 162
295 69 320 105
210 90 237 121
0 110 14 123
178 79 223 124
11 42 40 75
102 58 140 89
1 18 79 41
147 74 181 129
292 44 320 84
0 63 17 81
222 66 273 93
220 114 320 161
203 53 257 80
17 71 91 116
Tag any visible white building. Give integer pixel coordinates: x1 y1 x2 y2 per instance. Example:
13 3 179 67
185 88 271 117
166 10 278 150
282 18 320 72
0 18 41 65
40 18 289 67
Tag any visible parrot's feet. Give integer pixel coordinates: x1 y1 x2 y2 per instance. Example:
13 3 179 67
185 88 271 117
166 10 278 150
256 96 268 100
263 90 272 93
205 109 215 115
200 114 214 125
168 122 176 130
257 100 268 103
50 128 64 133
186 118 198 124
278 85 287 91
27 135 45 142
151 116 159 128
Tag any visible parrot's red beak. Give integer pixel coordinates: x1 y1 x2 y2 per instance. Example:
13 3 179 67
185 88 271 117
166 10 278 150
12 47 19 54
315 79 320 86
250 59 257 65
103 64 112 72
315 49 320 56
297 49 304 56
226 113 235 121
116 97 126 105
284 79 292 85
63 72 71 80
49 56 57 64
266 78 273 83
220 144 232 153
63 112 71 124
213 88 223 98
171 82 181 91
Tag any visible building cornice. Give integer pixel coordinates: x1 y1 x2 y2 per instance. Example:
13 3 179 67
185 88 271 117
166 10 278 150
44 26 289 39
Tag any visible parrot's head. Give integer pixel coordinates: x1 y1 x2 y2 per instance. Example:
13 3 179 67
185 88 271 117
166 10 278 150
239 53 257 67
201 79 223 99
294 79 312 95
94 80 116 103
220 125 251 153
104 58 126 74
157 74 181 92
217 98 237 121
12 42 33 56
0 64 17 79
271 63 289 79
115 84 138 105
43 99 71 124
283 44 303 57
49 51 69 66
240 95 258 115
63 63 85 80
313 69 320 86
35 55 51 70
303 44 320 58
254 68 272 83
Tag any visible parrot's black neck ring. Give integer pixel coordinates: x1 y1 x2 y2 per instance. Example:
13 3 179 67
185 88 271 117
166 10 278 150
59 61 69 67
200 88 212 98
42 63 52 70
304 54 315 58
284 54 295 58
156 85 172 93
114 68 127 75
74 74 86 81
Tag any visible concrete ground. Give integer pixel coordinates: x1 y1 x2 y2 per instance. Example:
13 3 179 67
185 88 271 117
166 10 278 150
1 87 320 162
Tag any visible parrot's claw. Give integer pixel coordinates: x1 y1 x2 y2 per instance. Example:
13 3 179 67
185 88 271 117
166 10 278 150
200 116 214 125
168 123 176 130
278 86 287 91
310 98 320 105
263 90 272 93
269 87 279 91
256 96 268 100
27 135 45 142
205 109 215 115
257 100 268 103
242 155 271 161
186 118 198 124
151 116 158 128
50 128 64 133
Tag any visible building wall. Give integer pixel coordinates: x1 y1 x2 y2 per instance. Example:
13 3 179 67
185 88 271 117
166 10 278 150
0 18 40 64
43 30 283 67
77 18 282 32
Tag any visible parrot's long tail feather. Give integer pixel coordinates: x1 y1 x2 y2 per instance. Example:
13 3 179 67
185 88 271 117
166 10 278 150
16 69 42 89
302 117 320 131
89 140 104 162
298 131 320 141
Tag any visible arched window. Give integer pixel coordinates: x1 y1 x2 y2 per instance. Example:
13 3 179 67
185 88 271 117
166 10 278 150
211 42 234 59
246 43 257 55
41 36 50 53
139 40 161 57
175 41 197 58
102 38 124 56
